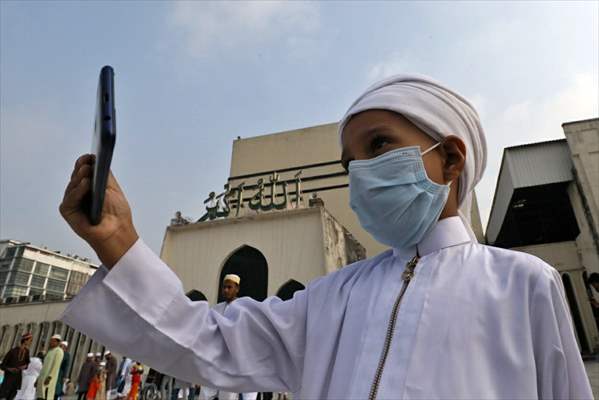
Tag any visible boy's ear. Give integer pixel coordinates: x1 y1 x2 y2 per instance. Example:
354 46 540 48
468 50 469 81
441 136 466 184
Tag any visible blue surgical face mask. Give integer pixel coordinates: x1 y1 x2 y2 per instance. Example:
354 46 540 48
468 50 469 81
348 143 450 250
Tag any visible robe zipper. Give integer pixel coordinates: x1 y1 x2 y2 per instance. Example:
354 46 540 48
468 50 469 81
368 255 419 400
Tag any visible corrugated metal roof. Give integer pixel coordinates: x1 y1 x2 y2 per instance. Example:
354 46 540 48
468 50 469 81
486 140 573 244
507 140 572 188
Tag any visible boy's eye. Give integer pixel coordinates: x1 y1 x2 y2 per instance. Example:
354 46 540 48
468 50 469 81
371 136 389 152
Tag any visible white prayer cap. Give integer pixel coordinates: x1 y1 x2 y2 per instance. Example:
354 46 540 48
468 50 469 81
100 361 106 367
51 334 62 340
104 351 111 355
339 74 487 234
87 353 94 357
95 352 102 357
223 274 240 285
61 341 68 347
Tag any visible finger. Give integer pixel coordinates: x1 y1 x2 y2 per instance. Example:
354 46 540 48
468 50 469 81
61 177 91 210
71 154 94 179
64 164 93 197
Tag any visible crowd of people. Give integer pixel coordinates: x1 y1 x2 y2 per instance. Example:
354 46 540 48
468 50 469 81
0 333 144 400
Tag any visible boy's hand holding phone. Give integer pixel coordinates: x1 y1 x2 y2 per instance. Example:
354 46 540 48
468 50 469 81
59 154 138 269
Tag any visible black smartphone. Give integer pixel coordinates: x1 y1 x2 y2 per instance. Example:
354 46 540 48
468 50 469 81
87 65 116 225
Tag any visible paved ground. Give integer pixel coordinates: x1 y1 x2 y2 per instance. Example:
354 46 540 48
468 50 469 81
585 359 599 398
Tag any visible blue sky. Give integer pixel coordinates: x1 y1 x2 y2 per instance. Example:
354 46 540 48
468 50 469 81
1 1 597 263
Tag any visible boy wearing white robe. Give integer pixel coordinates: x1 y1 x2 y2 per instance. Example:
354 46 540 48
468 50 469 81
58 74 592 399
15 355 42 400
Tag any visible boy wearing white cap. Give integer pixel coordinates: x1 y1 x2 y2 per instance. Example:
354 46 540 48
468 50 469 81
60 75 591 399
36 335 63 400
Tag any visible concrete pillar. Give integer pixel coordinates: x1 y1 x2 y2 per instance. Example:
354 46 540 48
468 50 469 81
38 321 51 352
11 323 24 348
569 270 599 352
568 183 599 274
0 324 15 357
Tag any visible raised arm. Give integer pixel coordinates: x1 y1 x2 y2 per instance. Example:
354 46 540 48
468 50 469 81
61 239 307 392
58 155 307 393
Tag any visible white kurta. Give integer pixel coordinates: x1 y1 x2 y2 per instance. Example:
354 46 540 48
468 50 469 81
15 357 42 400
61 217 592 399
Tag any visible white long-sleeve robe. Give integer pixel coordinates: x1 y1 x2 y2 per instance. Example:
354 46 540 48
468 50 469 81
199 301 258 400
61 217 592 399
15 357 42 400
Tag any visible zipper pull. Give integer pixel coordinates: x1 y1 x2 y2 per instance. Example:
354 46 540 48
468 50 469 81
401 256 419 282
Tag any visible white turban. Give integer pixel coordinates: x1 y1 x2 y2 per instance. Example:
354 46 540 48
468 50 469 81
339 74 487 236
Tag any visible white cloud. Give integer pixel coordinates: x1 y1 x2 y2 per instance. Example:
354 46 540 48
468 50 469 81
366 52 415 84
169 1 321 58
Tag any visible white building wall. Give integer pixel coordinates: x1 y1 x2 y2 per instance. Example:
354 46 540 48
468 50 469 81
564 118 599 275
161 206 342 304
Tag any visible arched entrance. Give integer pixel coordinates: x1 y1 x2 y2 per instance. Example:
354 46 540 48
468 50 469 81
561 273 589 353
276 280 305 301
218 246 268 303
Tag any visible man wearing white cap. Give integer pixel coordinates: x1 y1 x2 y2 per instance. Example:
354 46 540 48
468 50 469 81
104 351 117 395
199 275 257 400
36 335 63 400
213 274 240 314
77 353 97 400
60 74 591 398
54 342 70 400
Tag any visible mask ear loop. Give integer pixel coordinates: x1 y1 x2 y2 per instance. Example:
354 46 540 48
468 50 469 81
420 142 441 156
422 142 454 187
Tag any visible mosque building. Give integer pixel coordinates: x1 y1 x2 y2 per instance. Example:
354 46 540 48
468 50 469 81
1 118 597 388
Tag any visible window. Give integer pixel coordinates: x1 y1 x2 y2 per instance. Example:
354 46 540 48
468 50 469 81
0 262 11 271
49 267 69 281
30 275 46 288
3 285 28 297
66 271 89 296
0 271 8 285
46 292 63 300
3 247 16 259
34 263 49 276
29 288 44 296
46 278 66 292
14 258 34 272
7 271 31 285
